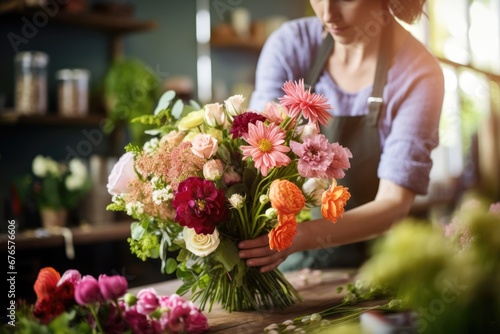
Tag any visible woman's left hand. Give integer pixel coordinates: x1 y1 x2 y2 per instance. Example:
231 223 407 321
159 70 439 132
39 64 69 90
238 234 291 273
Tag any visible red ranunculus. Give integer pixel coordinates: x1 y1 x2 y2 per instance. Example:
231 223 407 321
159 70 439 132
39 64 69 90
34 267 61 301
172 177 228 234
33 298 66 324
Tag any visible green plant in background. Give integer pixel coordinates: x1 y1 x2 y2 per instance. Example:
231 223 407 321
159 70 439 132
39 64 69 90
103 58 160 146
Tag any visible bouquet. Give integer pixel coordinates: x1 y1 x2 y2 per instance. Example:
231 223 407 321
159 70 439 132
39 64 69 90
106 79 353 312
6 267 208 334
30 155 92 211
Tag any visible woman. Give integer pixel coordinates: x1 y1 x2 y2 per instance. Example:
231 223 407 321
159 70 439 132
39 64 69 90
238 0 445 272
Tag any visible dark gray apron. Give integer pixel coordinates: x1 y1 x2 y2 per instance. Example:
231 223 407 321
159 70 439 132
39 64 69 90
279 21 392 270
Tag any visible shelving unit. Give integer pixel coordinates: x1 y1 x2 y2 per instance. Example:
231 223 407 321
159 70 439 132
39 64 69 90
0 111 104 126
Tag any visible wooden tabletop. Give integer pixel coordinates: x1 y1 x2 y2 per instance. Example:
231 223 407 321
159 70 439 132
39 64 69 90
128 269 359 333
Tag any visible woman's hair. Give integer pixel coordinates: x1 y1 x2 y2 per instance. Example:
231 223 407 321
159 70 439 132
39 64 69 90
385 0 427 24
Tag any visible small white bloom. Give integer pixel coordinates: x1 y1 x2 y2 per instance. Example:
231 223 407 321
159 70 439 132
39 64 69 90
112 194 126 205
259 194 269 204
310 313 322 322
285 325 296 331
68 158 87 179
228 194 245 209
282 320 293 326
265 208 277 219
298 124 319 141
126 201 144 216
264 324 278 331
152 188 174 205
32 155 48 177
143 137 160 154
65 174 85 191
183 226 220 257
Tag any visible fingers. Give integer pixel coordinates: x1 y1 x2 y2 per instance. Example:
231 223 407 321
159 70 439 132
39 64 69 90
238 234 269 249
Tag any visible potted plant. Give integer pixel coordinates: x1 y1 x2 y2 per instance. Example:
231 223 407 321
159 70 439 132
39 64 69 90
103 58 160 146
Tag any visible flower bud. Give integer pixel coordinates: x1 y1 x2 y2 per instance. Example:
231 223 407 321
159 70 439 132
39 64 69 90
204 102 225 127
98 274 128 301
203 159 224 181
228 194 245 209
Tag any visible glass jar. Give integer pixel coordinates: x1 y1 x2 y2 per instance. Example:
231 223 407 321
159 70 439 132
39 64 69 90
14 51 49 115
56 69 90 117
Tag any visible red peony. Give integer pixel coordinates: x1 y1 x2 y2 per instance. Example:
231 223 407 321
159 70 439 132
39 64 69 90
172 177 228 234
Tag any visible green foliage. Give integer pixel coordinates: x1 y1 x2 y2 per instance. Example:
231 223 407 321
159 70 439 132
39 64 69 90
103 58 160 146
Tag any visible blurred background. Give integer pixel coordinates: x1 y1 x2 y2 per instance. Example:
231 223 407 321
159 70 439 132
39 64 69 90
0 0 499 304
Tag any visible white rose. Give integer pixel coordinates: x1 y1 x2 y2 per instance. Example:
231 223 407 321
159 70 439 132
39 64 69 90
298 124 319 141
302 178 329 206
228 193 245 209
204 103 225 127
224 95 246 119
183 227 220 257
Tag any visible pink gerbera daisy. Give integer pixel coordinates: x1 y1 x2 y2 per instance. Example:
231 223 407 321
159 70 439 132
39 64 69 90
278 79 332 126
241 121 291 176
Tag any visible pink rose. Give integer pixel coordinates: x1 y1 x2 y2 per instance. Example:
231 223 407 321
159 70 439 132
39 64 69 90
161 130 186 146
98 274 128 301
135 288 159 315
190 134 218 159
203 159 224 181
107 152 137 195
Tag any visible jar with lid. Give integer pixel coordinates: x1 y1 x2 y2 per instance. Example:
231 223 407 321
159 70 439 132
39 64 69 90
14 51 49 115
56 69 90 117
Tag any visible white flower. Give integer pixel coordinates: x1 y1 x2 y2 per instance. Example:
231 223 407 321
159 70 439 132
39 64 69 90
302 178 329 206
183 226 220 257
143 137 160 154
126 201 144 216
152 188 173 205
297 124 319 141
224 94 245 119
65 174 84 191
265 208 277 219
32 155 60 177
259 195 269 204
203 102 225 127
228 194 245 209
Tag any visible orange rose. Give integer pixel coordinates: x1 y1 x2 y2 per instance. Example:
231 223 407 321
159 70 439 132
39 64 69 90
321 179 351 223
269 213 297 251
269 179 306 215
34 267 61 301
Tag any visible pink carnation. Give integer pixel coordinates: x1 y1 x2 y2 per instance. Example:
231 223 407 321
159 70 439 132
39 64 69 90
290 134 352 179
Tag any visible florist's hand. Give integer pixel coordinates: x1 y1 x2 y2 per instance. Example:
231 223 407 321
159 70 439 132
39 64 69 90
238 234 291 273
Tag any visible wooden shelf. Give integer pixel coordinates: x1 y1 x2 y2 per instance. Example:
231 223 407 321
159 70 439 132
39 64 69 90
0 220 132 251
0 111 105 126
211 34 264 52
1 4 157 35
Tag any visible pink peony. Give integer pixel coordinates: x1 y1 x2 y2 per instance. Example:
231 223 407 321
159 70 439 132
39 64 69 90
172 177 228 234
98 274 128 301
74 275 103 305
107 152 137 195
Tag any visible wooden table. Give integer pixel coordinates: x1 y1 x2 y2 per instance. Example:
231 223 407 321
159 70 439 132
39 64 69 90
128 269 361 333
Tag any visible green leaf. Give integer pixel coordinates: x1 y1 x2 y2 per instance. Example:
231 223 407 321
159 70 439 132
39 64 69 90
154 90 176 115
165 258 178 274
176 282 193 296
130 222 145 240
214 238 240 272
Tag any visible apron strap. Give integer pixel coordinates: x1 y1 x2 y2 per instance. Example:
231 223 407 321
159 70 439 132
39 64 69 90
305 32 334 92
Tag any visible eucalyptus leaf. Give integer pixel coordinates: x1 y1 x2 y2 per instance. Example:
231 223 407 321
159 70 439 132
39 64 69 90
130 222 145 240
154 90 176 115
171 98 185 119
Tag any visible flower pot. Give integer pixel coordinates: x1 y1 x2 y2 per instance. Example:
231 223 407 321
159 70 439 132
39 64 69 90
41 208 68 228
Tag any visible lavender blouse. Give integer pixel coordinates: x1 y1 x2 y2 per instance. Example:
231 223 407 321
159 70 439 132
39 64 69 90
248 17 445 195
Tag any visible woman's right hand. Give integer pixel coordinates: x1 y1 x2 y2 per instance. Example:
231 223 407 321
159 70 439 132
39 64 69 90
238 234 292 273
